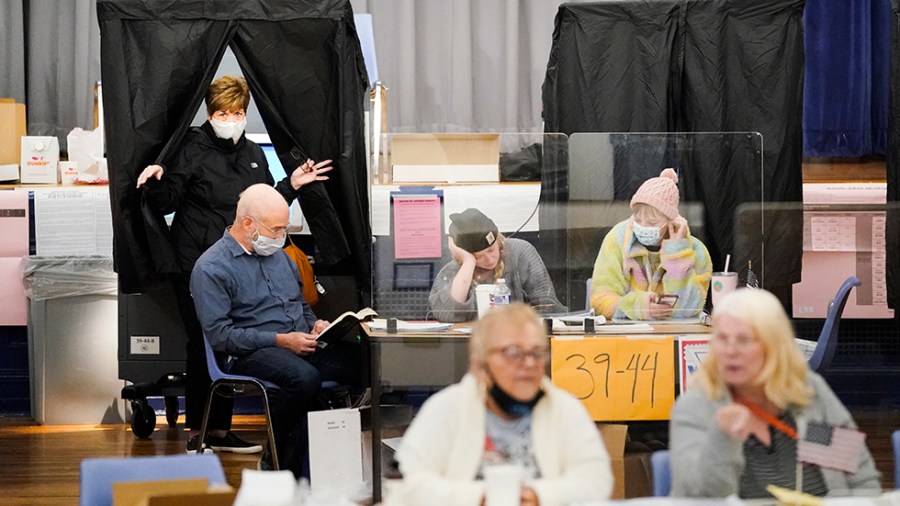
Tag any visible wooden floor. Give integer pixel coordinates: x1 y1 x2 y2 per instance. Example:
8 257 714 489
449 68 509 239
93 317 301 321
0 415 268 505
0 409 897 504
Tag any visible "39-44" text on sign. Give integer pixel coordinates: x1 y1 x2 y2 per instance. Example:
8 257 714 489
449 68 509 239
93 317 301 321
551 337 675 421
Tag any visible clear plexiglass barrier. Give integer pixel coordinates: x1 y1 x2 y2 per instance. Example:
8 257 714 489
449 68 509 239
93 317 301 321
369 132 767 323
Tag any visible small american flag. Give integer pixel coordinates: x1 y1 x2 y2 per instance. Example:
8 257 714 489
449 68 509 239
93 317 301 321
745 260 759 288
797 422 866 473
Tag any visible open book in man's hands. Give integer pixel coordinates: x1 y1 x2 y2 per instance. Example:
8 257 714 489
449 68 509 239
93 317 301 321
315 307 378 349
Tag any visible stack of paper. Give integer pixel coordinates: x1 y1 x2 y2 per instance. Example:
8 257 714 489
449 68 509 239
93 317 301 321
366 320 453 332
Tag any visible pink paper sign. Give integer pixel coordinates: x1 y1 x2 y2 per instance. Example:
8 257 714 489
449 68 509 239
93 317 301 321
393 196 442 259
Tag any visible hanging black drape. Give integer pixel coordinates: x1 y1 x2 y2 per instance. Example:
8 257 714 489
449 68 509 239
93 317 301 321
97 0 370 301
542 0 805 293
542 1 681 134
888 0 900 312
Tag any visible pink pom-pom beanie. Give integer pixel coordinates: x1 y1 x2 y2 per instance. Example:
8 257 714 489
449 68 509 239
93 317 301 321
630 168 680 220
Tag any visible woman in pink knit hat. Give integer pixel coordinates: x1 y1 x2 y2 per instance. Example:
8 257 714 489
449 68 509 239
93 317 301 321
589 168 712 320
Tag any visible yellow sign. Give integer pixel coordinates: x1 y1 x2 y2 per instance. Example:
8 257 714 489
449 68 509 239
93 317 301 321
551 337 675 421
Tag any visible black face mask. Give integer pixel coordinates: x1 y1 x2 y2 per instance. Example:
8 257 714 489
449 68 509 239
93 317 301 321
486 368 544 418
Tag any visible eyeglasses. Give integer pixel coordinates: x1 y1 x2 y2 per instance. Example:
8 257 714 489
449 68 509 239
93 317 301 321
489 346 549 363
251 217 288 238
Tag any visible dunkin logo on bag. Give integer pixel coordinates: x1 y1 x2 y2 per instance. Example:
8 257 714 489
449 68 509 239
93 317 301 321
27 156 50 167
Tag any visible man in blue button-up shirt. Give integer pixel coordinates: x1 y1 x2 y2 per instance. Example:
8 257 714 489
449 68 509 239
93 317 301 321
191 184 359 477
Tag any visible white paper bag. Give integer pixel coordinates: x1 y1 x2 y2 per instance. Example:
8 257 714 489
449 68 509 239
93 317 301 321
66 127 106 183
20 136 59 184
308 408 364 496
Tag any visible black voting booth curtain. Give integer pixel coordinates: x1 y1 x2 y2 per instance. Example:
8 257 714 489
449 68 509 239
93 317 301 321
542 0 805 293
889 0 900 312
97 0 371 300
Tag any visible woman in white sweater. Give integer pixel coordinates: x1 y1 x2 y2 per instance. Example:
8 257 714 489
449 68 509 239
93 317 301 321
395 303 613 506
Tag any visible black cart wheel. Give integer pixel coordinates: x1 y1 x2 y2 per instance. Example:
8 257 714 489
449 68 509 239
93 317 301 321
164 395 179 428
131 399 156 438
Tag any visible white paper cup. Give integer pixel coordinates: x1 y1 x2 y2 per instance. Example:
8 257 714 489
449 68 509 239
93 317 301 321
475 284 496 319
711 272 739 307
58 161 78 185
483 464 522 506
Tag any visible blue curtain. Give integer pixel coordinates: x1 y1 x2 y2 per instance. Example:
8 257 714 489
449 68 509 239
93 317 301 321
803 0 891 157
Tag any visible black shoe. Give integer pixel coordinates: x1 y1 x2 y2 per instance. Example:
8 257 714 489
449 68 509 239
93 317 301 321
206 431 264 454
186 432 263 454
185 434 214 455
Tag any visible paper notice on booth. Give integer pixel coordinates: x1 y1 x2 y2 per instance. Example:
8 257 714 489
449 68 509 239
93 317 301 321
33 187 113 256
0 189 29 256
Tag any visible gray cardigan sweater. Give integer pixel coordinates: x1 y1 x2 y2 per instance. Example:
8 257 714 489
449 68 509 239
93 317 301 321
670 371 881 498
428 238 566 322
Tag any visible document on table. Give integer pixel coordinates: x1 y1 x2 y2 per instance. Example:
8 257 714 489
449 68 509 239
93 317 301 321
552 323 656 337
367 319 453 332
612 317 705 325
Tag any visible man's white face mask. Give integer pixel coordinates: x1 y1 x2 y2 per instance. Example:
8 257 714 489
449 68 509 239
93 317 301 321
249 218 286 256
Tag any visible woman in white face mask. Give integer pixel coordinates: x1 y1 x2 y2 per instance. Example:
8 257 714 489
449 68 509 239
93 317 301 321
588 168 713 321
132 75 334 455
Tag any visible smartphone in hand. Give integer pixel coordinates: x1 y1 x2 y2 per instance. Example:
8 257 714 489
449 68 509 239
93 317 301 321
657 294 678 307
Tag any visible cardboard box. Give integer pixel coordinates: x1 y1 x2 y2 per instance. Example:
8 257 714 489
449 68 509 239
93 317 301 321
140 490 236 506
598 424 627 499
623 443 653 498
390 133 500 183
0 164 17 181
597 424 653 499
0 98 26 167
20 136 59 184
113 478 234 506
113 478 208 506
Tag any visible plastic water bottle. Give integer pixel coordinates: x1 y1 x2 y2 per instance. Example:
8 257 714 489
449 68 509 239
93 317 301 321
492 278 511 307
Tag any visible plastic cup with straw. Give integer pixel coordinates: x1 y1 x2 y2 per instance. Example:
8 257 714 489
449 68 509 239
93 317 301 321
712 254 738 307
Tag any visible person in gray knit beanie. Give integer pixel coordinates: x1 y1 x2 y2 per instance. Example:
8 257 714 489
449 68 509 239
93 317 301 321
428 208 566 322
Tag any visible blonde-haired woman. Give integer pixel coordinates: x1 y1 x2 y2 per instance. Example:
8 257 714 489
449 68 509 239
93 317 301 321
429 208 566 322
669 289 880 498
396 303 613 506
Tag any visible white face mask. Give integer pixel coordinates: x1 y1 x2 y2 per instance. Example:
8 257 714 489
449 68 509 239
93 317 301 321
633 221 663 247
210 117 247 144
250 223 285 256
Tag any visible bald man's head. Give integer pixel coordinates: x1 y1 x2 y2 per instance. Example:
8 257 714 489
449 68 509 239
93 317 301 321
230 184 290 251
235 184 288 223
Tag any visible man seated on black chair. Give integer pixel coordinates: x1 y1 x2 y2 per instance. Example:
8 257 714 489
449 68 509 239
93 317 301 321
191 183 362 477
